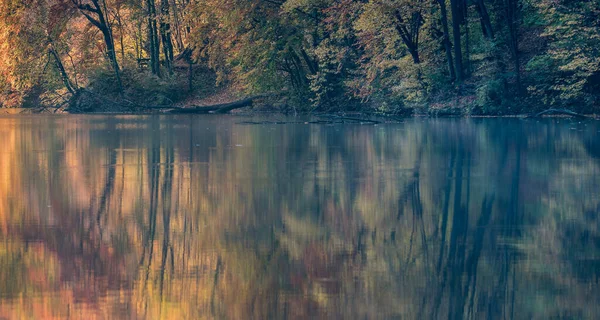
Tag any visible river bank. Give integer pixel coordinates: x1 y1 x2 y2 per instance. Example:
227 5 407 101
2 79 598 120
3 103 597 121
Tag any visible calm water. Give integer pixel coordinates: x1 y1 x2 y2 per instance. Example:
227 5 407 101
0 115 599 319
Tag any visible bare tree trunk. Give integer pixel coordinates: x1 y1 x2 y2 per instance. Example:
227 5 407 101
463 0 471 77
450 0 464 82
170 0 184 52
115 6 126 63
160 0 174 74
475 0 494 39
103 30 124 90
437 0 456 81
48 43 77 95
135 20 142 61
506 0 520 89
146 0 161 77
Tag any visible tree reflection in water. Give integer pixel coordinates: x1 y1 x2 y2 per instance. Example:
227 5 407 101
0 116 599 319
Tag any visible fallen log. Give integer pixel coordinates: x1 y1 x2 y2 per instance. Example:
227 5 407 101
317 114 381 124
166 93 276 114
169 97 254 114
529 108 594 119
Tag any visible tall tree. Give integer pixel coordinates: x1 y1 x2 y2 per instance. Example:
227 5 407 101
505 0 520 88
160 0 174 74
436 0 456 80
450 0 465 81
146 0 161 76
48 39 77 95
170 0 185 52
474 0 494 39
71 0 123 92
392 5 424 64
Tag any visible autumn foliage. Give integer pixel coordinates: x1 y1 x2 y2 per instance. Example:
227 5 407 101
0 0 598 113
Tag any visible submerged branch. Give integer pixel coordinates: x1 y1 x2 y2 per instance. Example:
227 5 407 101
529 108 595 119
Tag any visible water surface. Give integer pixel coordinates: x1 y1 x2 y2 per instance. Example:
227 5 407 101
0 115 599 319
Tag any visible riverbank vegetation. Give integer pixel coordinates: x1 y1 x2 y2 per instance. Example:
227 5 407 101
1 0 598 114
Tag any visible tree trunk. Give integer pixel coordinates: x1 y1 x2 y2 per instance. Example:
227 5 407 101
463 0 471 77
410 48 421 64
475 0 494 39
167 97 256 114
288 50 308 85
299 48 318 75
164 93 279 114
170 0 184 52
73 0 123 92
450 0 464 81
438 0 456 81
188 60 193 92
146 0 161 77
160 0 174 74
102 29 123 91
176 47 195 91
393 9 422 64
49 44 77 95
135 20 142 61
116 7 127 63
506 0 520 89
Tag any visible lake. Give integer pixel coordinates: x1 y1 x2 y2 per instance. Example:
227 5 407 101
0 115 599 319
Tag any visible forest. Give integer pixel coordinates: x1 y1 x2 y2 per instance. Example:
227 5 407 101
0 0 599 114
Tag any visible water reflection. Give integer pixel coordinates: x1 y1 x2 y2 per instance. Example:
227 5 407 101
0 115 599 319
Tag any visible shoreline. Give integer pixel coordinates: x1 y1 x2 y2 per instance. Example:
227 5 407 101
2 107 597 120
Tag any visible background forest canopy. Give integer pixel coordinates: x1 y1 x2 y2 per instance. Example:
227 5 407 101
0 0 599 114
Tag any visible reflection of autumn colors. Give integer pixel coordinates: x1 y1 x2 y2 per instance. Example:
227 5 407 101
1 115 599 319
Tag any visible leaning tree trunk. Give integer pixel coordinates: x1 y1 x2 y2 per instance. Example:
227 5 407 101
73 0 123 93
475 0 494 39
48 43 77 95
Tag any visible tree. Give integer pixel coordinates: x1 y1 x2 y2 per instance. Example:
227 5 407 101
146 0 161 76
160 0 174 74
71 0 123 92
450 0 465 81
474 0 494 39
505 0 520 88
436 0 456 80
